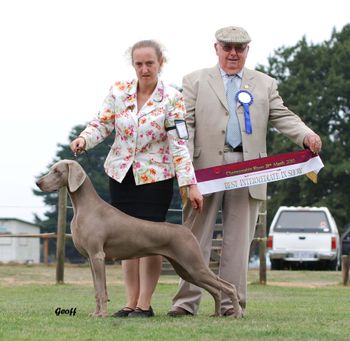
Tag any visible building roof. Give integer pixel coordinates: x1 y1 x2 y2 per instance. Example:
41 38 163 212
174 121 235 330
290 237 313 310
0 218 42 229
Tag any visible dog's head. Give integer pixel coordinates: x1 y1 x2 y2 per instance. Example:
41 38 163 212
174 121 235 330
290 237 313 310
36 160 86 193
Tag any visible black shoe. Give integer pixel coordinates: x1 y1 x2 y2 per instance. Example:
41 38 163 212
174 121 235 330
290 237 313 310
128 306 155 317
112 307 134 318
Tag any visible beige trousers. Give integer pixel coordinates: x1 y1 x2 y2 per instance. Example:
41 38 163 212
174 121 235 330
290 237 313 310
171 152 261 314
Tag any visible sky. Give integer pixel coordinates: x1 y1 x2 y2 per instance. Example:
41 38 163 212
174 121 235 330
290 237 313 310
0 0 349 224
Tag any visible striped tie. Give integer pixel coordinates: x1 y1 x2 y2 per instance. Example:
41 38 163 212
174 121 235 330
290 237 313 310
226 75 242 148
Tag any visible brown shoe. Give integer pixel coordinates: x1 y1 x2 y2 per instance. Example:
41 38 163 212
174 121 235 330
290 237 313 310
167 306 193 317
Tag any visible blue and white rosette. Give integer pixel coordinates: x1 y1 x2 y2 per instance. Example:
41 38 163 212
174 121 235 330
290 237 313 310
236 90 253 134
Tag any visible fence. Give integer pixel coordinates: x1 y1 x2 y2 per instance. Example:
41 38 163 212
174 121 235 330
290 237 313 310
0 187 271 285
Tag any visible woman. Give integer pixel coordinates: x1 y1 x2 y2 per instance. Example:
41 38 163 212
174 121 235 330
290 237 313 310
70 40 203 318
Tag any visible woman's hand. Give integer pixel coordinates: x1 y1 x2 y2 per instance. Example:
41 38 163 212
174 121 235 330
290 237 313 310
70 137 86 155
188 184 203 212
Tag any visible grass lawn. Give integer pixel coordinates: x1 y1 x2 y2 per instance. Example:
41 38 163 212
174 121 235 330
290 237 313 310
0 264 349 341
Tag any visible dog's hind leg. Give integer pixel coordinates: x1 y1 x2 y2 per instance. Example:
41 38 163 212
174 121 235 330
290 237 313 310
187 272 242 318
167 255 242 318
88 250 109 317
217 277 243 318
167 258 222 316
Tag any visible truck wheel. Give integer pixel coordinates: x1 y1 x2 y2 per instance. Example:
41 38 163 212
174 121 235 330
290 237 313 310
327 259 338 271
271 259 283 270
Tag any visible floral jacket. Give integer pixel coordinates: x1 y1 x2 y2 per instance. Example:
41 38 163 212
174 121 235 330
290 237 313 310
80 79 197 187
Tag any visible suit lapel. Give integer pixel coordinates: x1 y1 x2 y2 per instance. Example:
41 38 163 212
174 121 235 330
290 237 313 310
122 80 138 123
240 68 256 98
237 68 257 129
207 65 229 112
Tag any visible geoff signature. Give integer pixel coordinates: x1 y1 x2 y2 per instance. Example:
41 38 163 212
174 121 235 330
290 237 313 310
55 307 77 316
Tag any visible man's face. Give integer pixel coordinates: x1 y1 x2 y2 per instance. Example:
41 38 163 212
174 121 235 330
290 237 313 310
215 42 249 74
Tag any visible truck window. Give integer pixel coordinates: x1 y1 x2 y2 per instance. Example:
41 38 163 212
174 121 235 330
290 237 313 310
274 211 330 233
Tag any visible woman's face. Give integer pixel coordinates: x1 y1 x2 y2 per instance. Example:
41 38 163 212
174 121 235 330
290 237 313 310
132 47 163 87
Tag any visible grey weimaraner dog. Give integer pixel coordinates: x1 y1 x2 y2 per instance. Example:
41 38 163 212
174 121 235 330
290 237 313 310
36 160 242 318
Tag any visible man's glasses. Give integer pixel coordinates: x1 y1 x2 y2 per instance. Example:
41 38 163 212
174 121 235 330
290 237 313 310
219 43 247 53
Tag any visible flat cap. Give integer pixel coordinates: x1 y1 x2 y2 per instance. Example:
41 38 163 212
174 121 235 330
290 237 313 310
215 26 251 44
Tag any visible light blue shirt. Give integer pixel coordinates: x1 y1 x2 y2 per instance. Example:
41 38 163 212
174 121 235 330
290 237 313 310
219 67 243 92
219 68 244 146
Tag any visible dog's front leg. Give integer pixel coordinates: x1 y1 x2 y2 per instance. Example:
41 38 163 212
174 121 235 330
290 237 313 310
88 258 101 316
88 251 109 317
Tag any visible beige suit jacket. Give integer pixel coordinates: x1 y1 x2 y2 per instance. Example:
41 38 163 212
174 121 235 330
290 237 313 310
183 65 315 200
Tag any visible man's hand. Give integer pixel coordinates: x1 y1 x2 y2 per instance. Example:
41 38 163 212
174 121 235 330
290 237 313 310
303 133 322 154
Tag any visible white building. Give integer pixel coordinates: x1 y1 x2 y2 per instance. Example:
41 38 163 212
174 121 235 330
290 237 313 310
0 218 41 263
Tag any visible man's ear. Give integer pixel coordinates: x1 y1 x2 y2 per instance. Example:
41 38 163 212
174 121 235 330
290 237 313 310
67 161 86 192
214 43 219 56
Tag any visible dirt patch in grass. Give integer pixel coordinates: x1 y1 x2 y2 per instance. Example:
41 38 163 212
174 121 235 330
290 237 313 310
248 268 343 288
0 264 343 288
0 263 180 287
265 281 338 288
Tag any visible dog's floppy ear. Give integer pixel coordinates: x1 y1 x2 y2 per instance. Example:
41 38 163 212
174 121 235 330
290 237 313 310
67 160 86 192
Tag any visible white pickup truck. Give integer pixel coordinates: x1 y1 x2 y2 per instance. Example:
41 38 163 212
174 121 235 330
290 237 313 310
267 206 340 270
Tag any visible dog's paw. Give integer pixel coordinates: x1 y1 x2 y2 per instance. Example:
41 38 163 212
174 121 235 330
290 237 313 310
232 306 244 319
223 306 244 319
209 313 220 317
89 311 99 318
89 311 108 318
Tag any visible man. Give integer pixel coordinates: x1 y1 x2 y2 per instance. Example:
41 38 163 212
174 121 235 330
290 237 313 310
168 26 322 317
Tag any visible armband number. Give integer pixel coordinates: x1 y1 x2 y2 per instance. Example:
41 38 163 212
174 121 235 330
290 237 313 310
175 120 189 140
165 120 189 140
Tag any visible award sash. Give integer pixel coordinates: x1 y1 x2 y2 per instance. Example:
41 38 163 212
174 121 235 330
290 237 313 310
196 150 324 195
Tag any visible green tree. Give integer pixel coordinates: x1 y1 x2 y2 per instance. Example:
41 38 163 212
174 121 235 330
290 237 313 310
258 24 350 232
